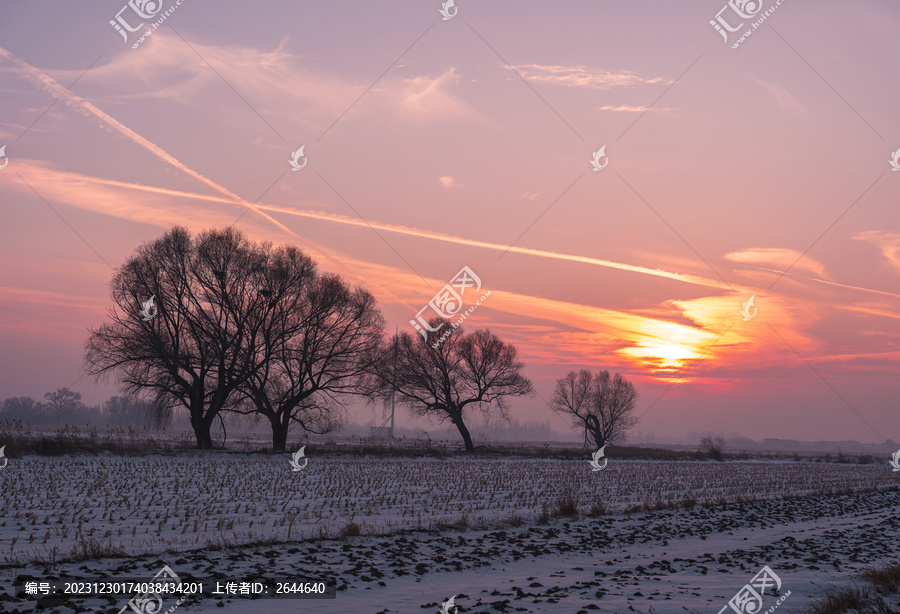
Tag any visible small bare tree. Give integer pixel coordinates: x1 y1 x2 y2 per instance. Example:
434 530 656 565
549 370 639 449
369 321 533 452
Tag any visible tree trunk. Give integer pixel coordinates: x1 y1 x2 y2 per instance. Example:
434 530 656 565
452 413 475 452
585 415 604 449
190 409 214 450
271 415 289 452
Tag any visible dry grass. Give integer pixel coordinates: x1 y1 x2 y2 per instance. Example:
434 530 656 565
338 521 361 538
859 562 900 594
0 421 197 457
551 489 579 519
804 562 900 614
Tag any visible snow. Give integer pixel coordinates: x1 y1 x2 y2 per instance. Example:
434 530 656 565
1 454 898 613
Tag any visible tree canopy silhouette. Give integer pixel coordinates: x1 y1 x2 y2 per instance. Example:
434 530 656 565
549 369 639 449
86 227 383 450
369 320 533 452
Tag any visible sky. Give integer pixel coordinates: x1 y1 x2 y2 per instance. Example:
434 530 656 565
0 0 898 444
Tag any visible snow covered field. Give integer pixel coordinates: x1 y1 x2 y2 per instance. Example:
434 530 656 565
1 455 898 613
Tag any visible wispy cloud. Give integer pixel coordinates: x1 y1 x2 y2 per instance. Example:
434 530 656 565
393 67 484 122
724 247 827 279
41 34 486 131
507 64 668 89
751 76 806 113
854 231 900 273
598 105 673 112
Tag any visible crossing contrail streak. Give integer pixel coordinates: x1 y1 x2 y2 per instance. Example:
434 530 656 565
0 45 294 237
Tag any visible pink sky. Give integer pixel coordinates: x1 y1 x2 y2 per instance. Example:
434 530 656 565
1 0 898 443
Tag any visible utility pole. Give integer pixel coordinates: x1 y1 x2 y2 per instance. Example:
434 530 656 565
390 326 397 435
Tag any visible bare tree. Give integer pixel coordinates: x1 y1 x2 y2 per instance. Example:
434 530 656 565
549 370 639 449
86 227 269 449
369 321 533 452
43 388 83 423
232 261 384 451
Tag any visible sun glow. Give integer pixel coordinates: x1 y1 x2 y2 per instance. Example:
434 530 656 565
618 342 701 373
613 315 721 379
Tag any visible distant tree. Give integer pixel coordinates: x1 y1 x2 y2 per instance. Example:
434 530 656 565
369 321 533 452
699 434 725 461
1 397 46 423
43 388 84 423
104 395 170 428
549 370 639 449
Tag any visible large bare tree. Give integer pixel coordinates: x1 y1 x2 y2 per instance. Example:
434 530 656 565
86 227 383 450
232 263 384 451
86 227 271 449
549 370 639 449
370 321 533 452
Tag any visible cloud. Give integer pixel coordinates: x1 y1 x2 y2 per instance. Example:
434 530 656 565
439 176 460 189
520 191 539 200
750 77 806 113
394 67 484 122
598 105 673 112
35 34 484 131
854 231 900 273
55 34 353 134
507 64 668 89
724 247 827 279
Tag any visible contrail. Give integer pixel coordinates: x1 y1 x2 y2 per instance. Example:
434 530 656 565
258 203 741 292
0 45 294 237
21 164 743 294
754 267 900 301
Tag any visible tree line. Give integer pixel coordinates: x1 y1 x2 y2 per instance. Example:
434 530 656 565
77 227 639 451
0 389 167 428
